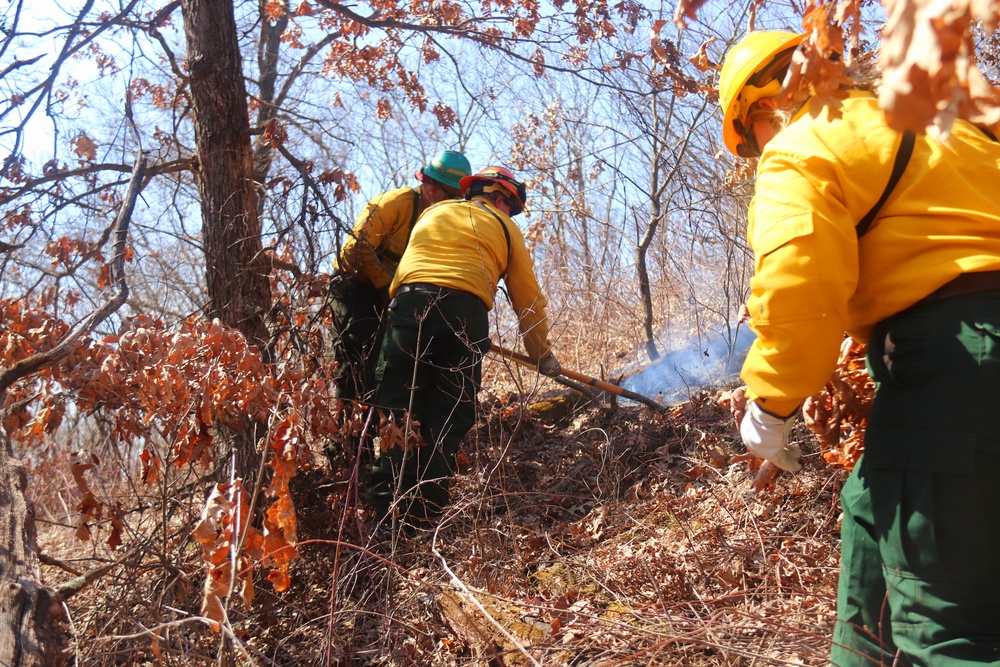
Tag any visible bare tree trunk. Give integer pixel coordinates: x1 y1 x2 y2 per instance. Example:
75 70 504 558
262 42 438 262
638 115 664 363
0 430 69 666
637 209 660 362
181 0 272 479
571 146 592 300
181 0 272 355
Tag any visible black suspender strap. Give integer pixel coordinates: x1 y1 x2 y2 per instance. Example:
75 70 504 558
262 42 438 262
855 131 915 238
406 187 419 242
472 200 512 276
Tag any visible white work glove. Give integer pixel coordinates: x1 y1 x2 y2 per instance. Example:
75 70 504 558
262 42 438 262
739 401 802 472
537 351 561 377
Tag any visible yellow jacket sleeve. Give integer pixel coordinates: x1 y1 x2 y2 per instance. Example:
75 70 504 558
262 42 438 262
743 149 858 417
504 224 553 360
742 92 1000 415
336 187 418 289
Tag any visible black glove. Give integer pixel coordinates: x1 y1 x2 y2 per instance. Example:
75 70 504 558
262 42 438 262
537 351 561 377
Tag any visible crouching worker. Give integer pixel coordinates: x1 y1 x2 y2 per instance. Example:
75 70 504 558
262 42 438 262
369 166 561 532
718 30 1000 666
329 150 471 402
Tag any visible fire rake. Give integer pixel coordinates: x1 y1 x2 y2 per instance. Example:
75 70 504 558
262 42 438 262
489 343 665 411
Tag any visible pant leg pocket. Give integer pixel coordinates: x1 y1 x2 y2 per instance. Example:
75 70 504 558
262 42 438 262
867 312 935 389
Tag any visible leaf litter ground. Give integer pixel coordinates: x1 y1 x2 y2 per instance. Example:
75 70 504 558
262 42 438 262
40 386 846 665
242 388 844 665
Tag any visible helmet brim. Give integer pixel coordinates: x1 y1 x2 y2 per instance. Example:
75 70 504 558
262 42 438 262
417 169 462 196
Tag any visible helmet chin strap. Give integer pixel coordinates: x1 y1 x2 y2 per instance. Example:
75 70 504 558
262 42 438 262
737 133 762 159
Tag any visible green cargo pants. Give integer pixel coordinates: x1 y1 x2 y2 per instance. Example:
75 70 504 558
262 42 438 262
832 291 1000 666
368 286 489 526
328 273 388 402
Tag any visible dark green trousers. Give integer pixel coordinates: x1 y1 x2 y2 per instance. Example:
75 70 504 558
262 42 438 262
368 287 489 525
328 273 388 402
833 291 1000 666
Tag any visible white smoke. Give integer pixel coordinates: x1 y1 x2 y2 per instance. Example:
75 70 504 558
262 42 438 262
621 324 755 406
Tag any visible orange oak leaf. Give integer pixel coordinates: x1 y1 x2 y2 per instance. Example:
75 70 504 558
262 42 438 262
71 133 98 161
689 37 718 72
264 0 284 21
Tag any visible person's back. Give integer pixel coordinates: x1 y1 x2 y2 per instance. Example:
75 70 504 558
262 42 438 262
392 196 552 361
392 199 509 305
368 166 559 533
336 185 420 292
328 150 471 402
752 91 1000 341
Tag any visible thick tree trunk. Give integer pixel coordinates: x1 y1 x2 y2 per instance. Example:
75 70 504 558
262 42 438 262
181 0 272 355
0 430 69 666
181 0 272 479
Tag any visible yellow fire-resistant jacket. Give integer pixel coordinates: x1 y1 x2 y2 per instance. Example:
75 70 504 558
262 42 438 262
390 197 554 360
744 91 1000 417
335 186 425 290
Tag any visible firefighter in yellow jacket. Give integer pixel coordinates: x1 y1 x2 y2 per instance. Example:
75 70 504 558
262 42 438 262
369 166 560 530
720 31 1000 665
330 150 471 401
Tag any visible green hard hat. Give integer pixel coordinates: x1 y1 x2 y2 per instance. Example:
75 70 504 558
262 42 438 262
416 150 472 192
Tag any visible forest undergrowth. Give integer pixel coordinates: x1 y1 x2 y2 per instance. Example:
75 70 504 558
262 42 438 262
32 372 848 666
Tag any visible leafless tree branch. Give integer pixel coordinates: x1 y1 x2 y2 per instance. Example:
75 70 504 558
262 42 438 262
0 152 147 395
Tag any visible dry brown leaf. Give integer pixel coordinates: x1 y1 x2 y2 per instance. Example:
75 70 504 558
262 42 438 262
200 571 227 632
377 410 423 452
70 450 98 495
262 118 287 148
784 13 851 114
752 461 782 492
804 338 872 470
672 0 707 30
193 484 231 553
689 37 719 72
717 385 747 425
833 0 863 61
107 503 125 550
879 0 1000 133
194 483 259 629
140 447 160 485
240 566 255 608
70 133 98 161
264 0 284 21
651 19 670 63
71 451 103 541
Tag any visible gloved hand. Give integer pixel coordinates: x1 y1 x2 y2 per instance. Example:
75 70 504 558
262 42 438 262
739 401 802 472
537 351 562 377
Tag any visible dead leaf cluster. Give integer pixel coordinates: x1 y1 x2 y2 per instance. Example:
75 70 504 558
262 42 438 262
676 0 1000 138
802 338 873 470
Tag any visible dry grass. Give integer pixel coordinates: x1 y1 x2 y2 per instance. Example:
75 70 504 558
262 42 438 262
31 380 847 666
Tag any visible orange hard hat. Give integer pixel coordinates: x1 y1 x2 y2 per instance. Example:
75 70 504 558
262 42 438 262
460 166 527 215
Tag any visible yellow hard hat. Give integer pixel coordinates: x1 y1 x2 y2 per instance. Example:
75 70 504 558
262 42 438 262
719 31 805 156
